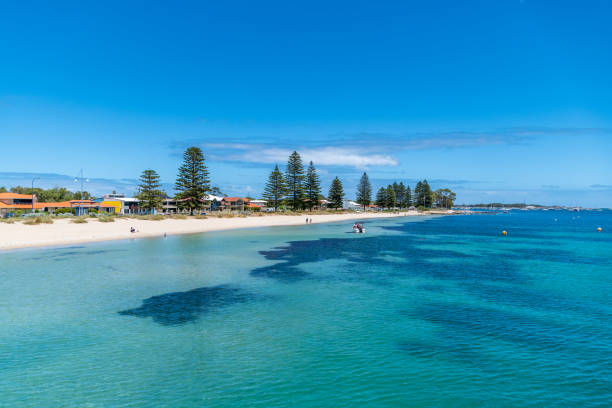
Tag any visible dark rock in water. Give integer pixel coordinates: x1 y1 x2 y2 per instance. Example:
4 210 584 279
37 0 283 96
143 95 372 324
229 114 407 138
118 285 253 326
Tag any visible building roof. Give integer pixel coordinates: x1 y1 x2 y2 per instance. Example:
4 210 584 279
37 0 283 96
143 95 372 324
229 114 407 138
0 202 46 209
246 203 262 208
222 197 249 203
0 192 35 200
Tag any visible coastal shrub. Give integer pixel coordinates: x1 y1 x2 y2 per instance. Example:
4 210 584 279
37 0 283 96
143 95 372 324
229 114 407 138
170 214 187 220
23 216 53 225
194 214 207 219
71 217 88 224
98 216 115 223
0 218 16 223
54 208 72 215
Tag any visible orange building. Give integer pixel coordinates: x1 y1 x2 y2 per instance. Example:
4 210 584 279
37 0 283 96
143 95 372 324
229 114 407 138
0 193 115 216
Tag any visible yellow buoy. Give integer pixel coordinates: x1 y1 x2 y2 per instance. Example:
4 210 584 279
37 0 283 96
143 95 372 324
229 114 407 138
597 227 602 232
502 230 507 236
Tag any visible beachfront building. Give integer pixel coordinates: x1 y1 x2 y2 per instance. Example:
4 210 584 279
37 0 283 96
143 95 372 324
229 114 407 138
0 192 117 216
101 194 140 214
220 197 248 211
159 194 224 214
0 193 44 216
249 199 267 211
342 199 362 211
42 200 116 215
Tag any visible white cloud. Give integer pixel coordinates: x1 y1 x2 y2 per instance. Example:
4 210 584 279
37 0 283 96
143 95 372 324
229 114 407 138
234 146 397 168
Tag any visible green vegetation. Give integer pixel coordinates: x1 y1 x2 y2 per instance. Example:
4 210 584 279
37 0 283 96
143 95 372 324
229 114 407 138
414 180 434 208
263 165 287 211
6 186 90 202
328 177 344 209
137 169 165 212
434 188 456 209
23 216 53 225
285 151 305 211
385 185 396 209
71 217 88 223
135 214 165 221
356 172 372 210
403 186 412 208
98 216 115 222
170 214 187 219
175 146 210 214
194 214 207 219
375 187 387 209
304 161 321 211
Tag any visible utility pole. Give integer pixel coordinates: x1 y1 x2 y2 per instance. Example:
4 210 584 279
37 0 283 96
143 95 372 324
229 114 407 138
74 169 88 216
31 177 40 213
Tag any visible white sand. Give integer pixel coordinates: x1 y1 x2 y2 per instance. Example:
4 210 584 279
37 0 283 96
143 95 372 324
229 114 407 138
0 211 437 251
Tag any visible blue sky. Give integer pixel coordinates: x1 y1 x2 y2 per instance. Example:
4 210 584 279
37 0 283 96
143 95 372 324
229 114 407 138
1 0 611 206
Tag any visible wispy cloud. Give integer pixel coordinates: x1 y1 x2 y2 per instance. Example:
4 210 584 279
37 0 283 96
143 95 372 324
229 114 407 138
170 126 612 169
226 146 398 167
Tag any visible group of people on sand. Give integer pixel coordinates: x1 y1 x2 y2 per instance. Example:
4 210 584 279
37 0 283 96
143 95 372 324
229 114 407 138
305 218 313 224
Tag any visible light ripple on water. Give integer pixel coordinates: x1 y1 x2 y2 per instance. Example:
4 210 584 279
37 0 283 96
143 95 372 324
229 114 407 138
0 211 611 407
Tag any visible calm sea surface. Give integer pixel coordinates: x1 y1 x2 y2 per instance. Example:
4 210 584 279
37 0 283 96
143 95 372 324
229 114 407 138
1 211 611 407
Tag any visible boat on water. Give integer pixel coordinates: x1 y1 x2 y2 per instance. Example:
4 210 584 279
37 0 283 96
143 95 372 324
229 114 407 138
352 223 365 233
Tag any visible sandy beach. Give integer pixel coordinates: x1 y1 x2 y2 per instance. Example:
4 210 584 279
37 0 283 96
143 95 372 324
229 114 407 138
0 211 445 251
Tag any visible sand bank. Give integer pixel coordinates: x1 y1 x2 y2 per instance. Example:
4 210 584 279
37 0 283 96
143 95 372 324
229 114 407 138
0 211 448 252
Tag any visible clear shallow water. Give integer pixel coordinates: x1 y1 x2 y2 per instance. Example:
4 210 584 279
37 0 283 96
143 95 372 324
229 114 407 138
1 211 611 407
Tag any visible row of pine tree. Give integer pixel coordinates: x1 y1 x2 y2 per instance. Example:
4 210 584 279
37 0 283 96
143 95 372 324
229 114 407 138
135 146 455 213
262 151 345 211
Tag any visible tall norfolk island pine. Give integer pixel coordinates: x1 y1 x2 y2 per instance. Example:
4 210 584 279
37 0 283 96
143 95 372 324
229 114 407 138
175 147 210 214
137 169 164 212
285 151 305 211
328 177 344 209
263 165 287 211
356 172 372 210
304 161 321 211
375 187 387 209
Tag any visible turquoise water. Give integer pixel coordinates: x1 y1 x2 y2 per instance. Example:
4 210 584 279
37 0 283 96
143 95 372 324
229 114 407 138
1 211 611 407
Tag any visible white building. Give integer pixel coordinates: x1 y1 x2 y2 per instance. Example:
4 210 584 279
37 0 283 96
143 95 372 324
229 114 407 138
342 199 362 211
102 194 141 214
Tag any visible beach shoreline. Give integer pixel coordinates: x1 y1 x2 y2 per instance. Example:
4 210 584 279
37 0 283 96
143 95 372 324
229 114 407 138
0 211 451 252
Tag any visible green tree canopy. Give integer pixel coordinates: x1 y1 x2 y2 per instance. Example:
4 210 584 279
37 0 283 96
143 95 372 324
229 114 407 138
403 185 412 208
285 151 305 210
211 186 224 196
328 177 344 209
386 185 397 209
0 186 6 193
8 186 88 202
394 182 406 208
375 187 387 209
263 165 287 211
434 188 456 209
304 161 321 211
356 172 372 210
175 147 210 214
414 180 433 208
137 169 164 212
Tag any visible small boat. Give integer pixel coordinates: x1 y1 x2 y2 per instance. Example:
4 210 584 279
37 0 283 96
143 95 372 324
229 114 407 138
352 223 365 233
